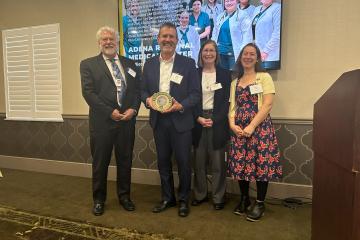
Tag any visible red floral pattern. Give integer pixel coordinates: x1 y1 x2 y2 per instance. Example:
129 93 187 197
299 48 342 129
227 85 282 181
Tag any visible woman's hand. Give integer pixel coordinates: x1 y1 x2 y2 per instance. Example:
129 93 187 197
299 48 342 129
261 52 269 61
243 124 255 137
230 124 244 137
197 117 213 128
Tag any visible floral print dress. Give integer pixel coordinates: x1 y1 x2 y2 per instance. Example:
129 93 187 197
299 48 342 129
227 83 282 181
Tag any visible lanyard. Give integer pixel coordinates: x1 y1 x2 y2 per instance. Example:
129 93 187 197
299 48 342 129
252 4 272 40
206 4 220 14
179 27 190 42
252 4 272 26
217 10 237 29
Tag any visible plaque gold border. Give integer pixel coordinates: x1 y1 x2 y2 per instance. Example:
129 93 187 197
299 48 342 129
151 92 173 111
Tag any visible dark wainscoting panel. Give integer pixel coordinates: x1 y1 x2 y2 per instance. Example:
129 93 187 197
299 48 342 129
0 116 313 185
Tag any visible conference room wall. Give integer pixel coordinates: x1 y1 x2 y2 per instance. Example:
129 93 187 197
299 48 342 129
0 0 359 197
0 0 359 119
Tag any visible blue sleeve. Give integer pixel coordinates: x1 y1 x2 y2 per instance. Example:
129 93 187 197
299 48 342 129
203 12 211 27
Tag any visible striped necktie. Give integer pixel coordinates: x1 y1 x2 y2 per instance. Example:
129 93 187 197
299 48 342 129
110 58 127 107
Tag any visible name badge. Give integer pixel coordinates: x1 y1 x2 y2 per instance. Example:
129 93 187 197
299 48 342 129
170 73 183 84
210 83 222 91
115 79 122 87
127 68 136 77
249 84 263 95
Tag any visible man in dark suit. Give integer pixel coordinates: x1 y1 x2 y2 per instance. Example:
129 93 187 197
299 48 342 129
141 22 201 217
80 26 141 216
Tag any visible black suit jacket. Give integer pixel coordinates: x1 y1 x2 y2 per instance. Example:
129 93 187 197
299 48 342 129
80 53 141 132
192 66 231 149
141 54 201 132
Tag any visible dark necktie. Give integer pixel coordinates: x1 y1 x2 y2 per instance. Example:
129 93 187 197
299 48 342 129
110 59 127 107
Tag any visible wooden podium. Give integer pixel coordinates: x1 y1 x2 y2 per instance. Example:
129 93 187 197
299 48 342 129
312 69 360 240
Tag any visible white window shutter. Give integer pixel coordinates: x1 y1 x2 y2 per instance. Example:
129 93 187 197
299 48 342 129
2 24 63 121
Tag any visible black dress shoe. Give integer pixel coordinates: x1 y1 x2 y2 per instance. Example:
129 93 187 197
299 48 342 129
233 195 251 216
213 202 225 210
92 202 104 216
152 200 176 213
191 197 209 206
119 198 135 211
178 201 189 217
246 201 265 222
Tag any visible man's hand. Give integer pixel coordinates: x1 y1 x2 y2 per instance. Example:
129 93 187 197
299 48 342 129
120 108 136 121
146 96 155 110
162 99 183 113
111 109 123 121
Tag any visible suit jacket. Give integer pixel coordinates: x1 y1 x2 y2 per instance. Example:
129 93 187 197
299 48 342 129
141 54 201 133
80 53 141 133
192 66 231 149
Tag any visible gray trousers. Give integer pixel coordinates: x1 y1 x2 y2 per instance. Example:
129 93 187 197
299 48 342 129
193 126 226 204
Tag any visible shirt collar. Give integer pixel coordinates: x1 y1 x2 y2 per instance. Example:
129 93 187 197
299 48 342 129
159 52 176 63
102 54 119 62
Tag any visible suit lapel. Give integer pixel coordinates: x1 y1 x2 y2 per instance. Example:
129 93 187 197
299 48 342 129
119 56 130 82
198 68 204 110
170 54 180 95
213 67 223 114
153 57 160 92
96 54 114 85
172 54 180 74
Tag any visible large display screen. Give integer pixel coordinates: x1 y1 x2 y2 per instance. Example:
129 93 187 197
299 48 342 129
120 0 282 70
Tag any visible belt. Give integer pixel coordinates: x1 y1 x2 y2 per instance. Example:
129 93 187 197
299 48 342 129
202 109 213 115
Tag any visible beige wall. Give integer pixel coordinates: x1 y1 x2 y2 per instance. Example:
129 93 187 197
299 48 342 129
0 0 118 116
272 0 360 119
0 0 359 119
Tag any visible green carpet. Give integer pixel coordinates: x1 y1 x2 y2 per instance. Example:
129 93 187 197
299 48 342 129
0 205 181 240
0 169 311 240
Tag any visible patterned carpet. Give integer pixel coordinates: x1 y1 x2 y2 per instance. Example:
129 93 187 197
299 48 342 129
0 205 181 240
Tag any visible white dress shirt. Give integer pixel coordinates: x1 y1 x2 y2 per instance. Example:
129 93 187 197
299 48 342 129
202 71 216 110
159 53 175 93
103 54 126 85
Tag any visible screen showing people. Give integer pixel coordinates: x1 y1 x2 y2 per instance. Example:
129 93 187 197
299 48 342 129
121 0 282 70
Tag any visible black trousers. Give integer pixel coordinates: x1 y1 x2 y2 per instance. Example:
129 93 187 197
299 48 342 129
153 115 192 203
90 120 135 203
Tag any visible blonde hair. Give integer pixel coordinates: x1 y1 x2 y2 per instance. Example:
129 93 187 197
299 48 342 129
96 26 119 42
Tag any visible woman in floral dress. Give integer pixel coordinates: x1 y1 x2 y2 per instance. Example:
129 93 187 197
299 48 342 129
228 42 282 222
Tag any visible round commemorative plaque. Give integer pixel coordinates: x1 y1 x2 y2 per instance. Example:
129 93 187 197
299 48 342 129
151 92 173 111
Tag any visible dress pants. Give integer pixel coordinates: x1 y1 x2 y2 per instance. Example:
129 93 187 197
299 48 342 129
193 126 226 204
153 114 192 203
90 120 135 203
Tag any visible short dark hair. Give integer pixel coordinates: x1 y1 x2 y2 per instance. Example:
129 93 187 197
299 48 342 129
191 0 203 7
235 42 265 78
158 22 178 39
